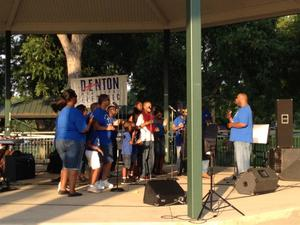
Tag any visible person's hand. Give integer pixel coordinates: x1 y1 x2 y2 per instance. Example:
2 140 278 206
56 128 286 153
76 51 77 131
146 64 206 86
226 110 233 121
227 122 233 128
178 123 184 129
113 119 120 126
148 120 154 125
97 147 104 156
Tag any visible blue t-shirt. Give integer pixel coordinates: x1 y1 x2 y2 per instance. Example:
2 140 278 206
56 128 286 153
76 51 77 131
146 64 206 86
202 108 212 126
173 116 186 146
93 107 113 145
55 106 87 142
122 132 132 155
230 105 253 143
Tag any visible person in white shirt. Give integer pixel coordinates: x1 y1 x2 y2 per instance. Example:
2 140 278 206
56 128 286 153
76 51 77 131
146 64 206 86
136 101 155 180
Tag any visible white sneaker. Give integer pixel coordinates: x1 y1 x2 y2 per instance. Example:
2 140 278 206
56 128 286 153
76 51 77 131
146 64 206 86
57 182 61 192
95 181 105 190
57 182 70 192
87 185 101 193
102 179 114 189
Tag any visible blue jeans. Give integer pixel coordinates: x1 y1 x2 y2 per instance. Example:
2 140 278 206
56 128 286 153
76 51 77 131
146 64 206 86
141 141 154 177
202 160 209 173
234 141 252 174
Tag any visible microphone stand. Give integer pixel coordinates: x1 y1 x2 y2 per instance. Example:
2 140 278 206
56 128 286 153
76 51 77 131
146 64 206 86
197 151 244 219
168 107 176 180
111 110 124 192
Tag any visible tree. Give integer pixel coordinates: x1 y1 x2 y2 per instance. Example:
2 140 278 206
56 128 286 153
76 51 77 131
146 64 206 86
57 34 87 82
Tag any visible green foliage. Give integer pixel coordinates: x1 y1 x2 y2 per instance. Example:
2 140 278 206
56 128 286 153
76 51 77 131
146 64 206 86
14 35 66 98
2 15 300 129
203 16 300 127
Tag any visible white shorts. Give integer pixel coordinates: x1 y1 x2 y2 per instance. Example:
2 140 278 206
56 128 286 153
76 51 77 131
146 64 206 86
85 150 101 170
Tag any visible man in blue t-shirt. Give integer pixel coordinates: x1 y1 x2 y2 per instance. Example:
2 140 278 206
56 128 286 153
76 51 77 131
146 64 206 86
172 109 187 175
92 94 115 189
228 93 253 174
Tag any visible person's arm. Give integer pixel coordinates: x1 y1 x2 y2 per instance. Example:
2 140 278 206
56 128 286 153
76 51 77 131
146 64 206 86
92 110 115 131
86 141 103 155
92 120 115 131
140 120 153 128
227 109 248 129
227 122 247 129
128 115 133 122
74 110 92 134
172 121 184 131
136 114 143 128
81 115 93 133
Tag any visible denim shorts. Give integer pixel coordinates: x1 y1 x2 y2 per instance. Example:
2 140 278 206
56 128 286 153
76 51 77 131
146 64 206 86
101 143 114 164
56 140 85 170
122 154 131 169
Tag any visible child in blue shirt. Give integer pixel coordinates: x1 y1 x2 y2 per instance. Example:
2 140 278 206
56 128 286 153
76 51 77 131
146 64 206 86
121 121 133 183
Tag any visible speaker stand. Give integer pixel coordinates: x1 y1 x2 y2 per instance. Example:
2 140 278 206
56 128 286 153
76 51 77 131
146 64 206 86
0 175 17 192
197 153 245 220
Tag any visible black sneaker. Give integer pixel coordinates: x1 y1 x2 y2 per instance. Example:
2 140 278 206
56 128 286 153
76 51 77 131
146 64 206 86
121 178 128 184
68 192 82 197
58 190 69 195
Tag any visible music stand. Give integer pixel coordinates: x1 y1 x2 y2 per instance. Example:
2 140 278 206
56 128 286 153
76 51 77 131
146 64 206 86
197 150 245 219
252 124 270 167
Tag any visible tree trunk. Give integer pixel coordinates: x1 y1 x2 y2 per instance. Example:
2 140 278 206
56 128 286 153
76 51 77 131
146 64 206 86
57 34 87 83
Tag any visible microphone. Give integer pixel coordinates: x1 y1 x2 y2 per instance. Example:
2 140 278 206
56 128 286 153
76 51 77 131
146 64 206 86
168 105 177 112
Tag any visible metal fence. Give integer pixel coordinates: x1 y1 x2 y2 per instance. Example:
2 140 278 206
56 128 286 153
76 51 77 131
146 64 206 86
3 132 300 167
16 137 55 163
0 132 55 164
215 134 300 167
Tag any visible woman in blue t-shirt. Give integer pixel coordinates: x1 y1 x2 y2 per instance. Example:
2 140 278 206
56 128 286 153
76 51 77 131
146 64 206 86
54 89 93 197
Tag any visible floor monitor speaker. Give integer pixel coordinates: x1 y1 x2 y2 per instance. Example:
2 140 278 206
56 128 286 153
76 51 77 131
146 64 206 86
143 180 185 206
235 168 278 195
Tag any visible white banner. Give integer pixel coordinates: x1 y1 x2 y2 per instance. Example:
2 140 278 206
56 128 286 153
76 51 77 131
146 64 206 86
70 75 128 107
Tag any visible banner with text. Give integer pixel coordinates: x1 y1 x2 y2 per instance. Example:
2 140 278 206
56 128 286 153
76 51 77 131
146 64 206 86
70 75 128 106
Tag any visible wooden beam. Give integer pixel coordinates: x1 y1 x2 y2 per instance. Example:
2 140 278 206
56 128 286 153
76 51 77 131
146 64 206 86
6 0 22 29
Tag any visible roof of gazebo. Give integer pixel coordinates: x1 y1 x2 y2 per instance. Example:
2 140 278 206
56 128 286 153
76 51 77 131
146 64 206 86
0 99 56 119
0 0 300 34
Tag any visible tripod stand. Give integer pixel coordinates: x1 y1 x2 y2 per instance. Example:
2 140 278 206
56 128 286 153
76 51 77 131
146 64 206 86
197 151 244 219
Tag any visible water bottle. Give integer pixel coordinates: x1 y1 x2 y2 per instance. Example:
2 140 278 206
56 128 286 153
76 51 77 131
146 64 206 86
96 137 101 147
96 137 103 162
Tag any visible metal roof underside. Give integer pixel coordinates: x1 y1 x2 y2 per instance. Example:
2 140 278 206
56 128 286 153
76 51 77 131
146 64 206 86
0 99 56 119
0 0 300 34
